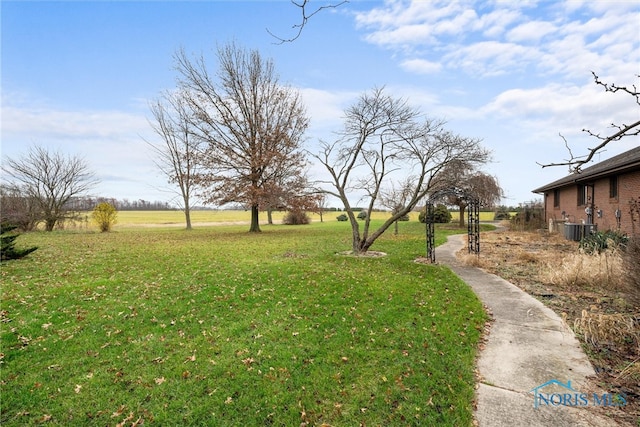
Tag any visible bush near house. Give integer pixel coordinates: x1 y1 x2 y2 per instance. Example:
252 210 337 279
579 230 628 255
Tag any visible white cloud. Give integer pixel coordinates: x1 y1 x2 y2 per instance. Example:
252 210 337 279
353 0 640 80
506 20 558 43
362 24 437 48
2 105 148 142
299 88 358 135
480 78 640 142
432 8 479 36
444 41 537 76
477 8 522 38
400 58 442 74
1 96 165 201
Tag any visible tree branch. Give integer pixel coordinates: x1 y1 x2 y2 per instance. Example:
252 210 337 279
267 0 348 43
539 72 639 172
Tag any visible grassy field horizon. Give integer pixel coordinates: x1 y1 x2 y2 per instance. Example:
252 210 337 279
2 219 490 425
59 209 503 230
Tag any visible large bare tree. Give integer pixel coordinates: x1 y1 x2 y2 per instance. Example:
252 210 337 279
174 43 310 232
147 89 202 230
1 145 98 231
314 87 490 254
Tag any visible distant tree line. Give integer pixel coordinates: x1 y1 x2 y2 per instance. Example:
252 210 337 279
65 197 174 211
0 185 176 232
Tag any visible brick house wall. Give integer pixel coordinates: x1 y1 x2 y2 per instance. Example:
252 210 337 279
543 169 640 236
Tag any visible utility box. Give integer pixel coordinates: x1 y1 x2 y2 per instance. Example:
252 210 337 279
549 218 567 234
564 223 597 241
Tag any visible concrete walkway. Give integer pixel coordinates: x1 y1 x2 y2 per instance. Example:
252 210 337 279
435 234 621 427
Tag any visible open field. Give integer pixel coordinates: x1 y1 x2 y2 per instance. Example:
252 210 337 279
63 209 501 231
112 210 421 228
1 220 491 426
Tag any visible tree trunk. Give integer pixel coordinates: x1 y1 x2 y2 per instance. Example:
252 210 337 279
184 207 192 230
45 218 56 232
394 220 398 236
351 220 361 254
249 204 261 233
267 208 273 225
458 205 466 228
357 238 374 254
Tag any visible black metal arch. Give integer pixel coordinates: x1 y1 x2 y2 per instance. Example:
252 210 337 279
424 187 481 263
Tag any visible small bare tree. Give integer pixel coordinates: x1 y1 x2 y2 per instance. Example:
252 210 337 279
314 88 490 254
379 179 414 235
1 146 98 231
174 43 310 232
147 89 202 230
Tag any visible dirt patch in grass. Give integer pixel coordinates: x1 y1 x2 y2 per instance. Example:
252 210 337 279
336 250 387 258
458 229 639 425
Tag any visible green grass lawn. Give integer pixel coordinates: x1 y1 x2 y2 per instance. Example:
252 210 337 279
1 220 488 426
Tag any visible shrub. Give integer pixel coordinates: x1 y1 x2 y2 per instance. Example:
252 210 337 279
494 206 511 220
1 223 37 261
419 204 451 224
282 210 310 225
397 213 410 221
573 309 638 348
357 211 367 220
540 252 624 289
579 230 628 255
510 205 544 231
336 214 348 221
92 202 117 232
621 237 640 307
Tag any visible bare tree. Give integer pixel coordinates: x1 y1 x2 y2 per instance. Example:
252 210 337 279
540 72 639 172
1 145 98 231
0 185 41 231
314 88 490 254
379 179 414 235
267 0 349 43
174 44 310 233
433 161 503 227
147 89 202 230
315 192 328 223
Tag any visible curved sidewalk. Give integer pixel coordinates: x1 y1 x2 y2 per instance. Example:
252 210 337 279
436 234 621 427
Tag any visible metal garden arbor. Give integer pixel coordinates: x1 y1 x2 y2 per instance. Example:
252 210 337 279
424 188 481 263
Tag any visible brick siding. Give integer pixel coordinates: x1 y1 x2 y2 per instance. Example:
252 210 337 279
544 170 640 236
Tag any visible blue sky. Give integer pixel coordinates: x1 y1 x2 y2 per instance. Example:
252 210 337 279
2 0 639 208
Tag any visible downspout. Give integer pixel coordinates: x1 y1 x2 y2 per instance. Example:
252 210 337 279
587 183 596 233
